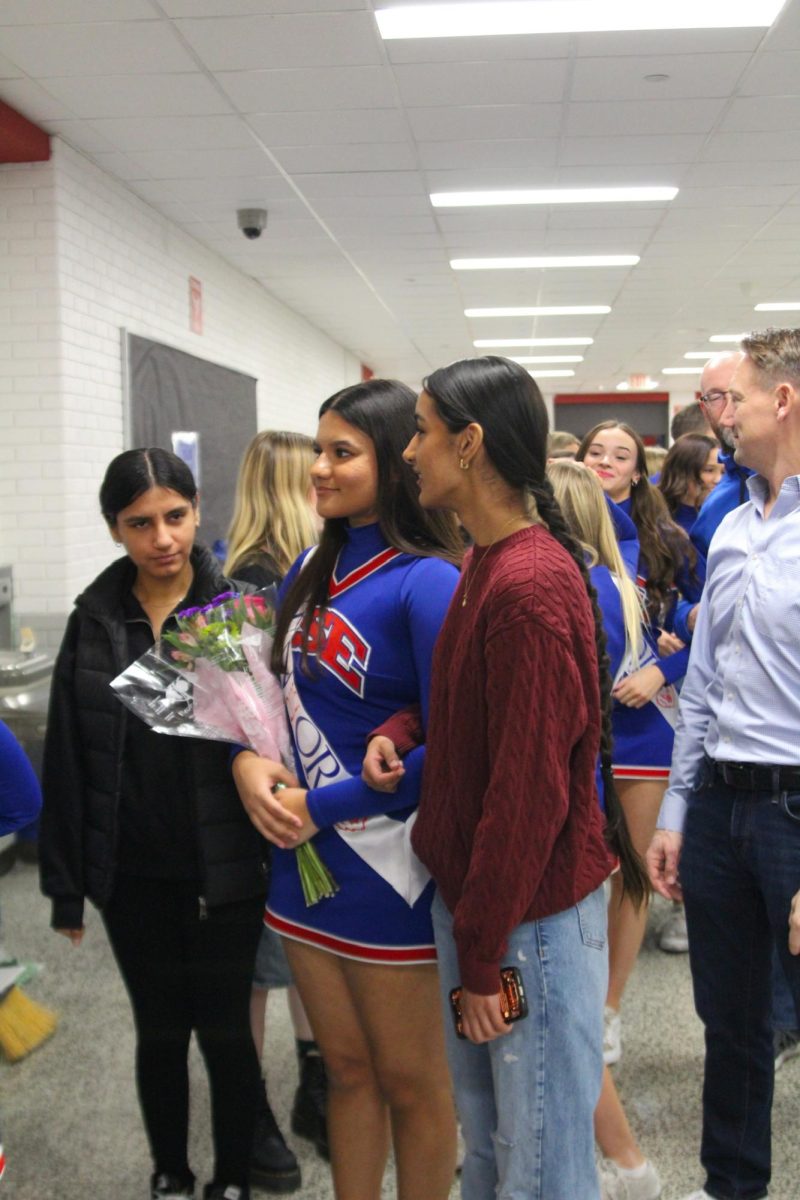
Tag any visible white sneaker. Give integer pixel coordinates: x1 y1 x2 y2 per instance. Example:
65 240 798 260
680 1192 714 1200
603 1005 621 1065
598 1157 662 1199
659 905 689 953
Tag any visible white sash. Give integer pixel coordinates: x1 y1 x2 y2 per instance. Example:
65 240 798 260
282 608 431 907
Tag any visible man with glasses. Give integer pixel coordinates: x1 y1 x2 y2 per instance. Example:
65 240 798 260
648 328 800 1200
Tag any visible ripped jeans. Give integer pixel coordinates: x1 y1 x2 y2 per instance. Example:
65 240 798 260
431 886 607 1200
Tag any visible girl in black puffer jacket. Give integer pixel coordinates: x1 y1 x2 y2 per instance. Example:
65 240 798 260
40 448 268 1200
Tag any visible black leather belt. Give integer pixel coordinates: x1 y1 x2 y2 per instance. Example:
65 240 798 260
714 761 800 791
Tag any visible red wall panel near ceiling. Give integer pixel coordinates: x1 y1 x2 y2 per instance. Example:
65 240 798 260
0 101 50 163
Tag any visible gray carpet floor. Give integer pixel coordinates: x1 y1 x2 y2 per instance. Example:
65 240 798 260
2 859 799 1200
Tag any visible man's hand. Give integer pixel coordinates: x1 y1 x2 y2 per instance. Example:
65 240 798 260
789 889 800 956
460 988 513 1044
646 829 684 901
55 928 84 946
232 751 301 847
612 664 666 708
362 736 405 793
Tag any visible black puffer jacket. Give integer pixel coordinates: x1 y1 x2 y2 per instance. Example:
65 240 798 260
40 545 268 930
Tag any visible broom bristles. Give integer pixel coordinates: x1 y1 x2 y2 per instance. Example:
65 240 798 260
0 986 58 1062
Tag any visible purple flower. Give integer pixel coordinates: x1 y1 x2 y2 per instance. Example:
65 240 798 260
177 604 201 619
209 591 236 606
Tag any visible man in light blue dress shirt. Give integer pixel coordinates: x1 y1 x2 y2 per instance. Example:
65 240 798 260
648 328 800 1200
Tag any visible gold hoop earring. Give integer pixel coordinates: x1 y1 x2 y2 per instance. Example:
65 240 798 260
459 458 470 471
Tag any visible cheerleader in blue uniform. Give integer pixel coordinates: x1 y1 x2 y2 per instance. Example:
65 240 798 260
577 420 703 1061
657 431 723 536
548 460 663 1200
233 379 463 1200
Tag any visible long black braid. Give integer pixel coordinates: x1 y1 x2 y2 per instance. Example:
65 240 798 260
527 477 650 909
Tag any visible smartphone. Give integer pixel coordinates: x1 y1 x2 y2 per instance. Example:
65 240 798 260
449 966 528 1040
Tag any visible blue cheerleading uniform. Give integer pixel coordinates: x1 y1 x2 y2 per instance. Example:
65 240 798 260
592 563 680 782
616 496 705 686
266 522 459 965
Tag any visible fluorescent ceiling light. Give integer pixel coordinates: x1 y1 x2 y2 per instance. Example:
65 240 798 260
509 355 584 364
376 2 784 40
466 306 611 317
527 370 575 378
616 382 631 391
451 255 639 270
432 187 678 208
662 366 703 374
754 301 800 311
709 334 747 343
474 337 593 347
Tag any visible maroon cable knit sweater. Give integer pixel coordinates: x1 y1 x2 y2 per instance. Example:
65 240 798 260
401 525 613 994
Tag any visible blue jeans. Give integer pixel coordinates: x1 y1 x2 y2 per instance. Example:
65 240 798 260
431 887 607 1200
681 764 800 1200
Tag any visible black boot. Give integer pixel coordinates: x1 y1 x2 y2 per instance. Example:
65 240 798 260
250 1079 301 1194
290 1051 329 1161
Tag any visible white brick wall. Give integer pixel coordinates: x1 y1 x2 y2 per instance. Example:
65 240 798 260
1 138 360 633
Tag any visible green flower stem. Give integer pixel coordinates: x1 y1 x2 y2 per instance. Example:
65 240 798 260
296 842 339 907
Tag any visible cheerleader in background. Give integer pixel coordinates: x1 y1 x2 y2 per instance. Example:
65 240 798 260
657 432 722 536
225 430 324 1192
549 461 662 1200
577 420 703 1063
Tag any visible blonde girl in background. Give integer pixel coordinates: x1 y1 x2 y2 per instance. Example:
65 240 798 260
225 431 325 1193
549 461 662 1200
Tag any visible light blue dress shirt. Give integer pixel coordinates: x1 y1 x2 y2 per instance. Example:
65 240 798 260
659 472 800 832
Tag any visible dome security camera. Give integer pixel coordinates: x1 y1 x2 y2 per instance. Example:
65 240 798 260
237 208 268 239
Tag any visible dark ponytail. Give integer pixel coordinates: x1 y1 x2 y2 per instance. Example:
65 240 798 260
424 356 649 908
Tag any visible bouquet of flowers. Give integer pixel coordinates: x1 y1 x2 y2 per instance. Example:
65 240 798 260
111 588 337 906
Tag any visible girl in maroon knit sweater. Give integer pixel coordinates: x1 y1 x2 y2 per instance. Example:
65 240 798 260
363 357 647 1200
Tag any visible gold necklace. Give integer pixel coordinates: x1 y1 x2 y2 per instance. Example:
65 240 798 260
461 515 531 607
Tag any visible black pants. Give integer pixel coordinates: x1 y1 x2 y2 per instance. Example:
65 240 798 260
102 876 263 1187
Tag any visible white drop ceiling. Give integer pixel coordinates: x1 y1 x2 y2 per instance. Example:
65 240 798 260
2 0 800 390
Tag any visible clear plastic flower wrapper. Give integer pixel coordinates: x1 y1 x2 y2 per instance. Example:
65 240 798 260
111 587 338 905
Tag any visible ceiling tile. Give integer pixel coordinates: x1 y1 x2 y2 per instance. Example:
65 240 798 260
384 33 571 65
738 50 800 94
701 131 800 162
559 134 704 166
0 1 153 21
39 72 231 118
0 52 25 77
175 12 381 70
719 96 800 132
162 0 367 12
570 52 751 102
408 105 560 141
217 65 395 112
247 108 407 145
392 58 569 107
576 27 764 55
127 145 280 179
566 98 726 137
274 141 417 173
82 114 256 151
288 170 425 198
1 20 196 76
0 76 76 120
417 138 559 172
